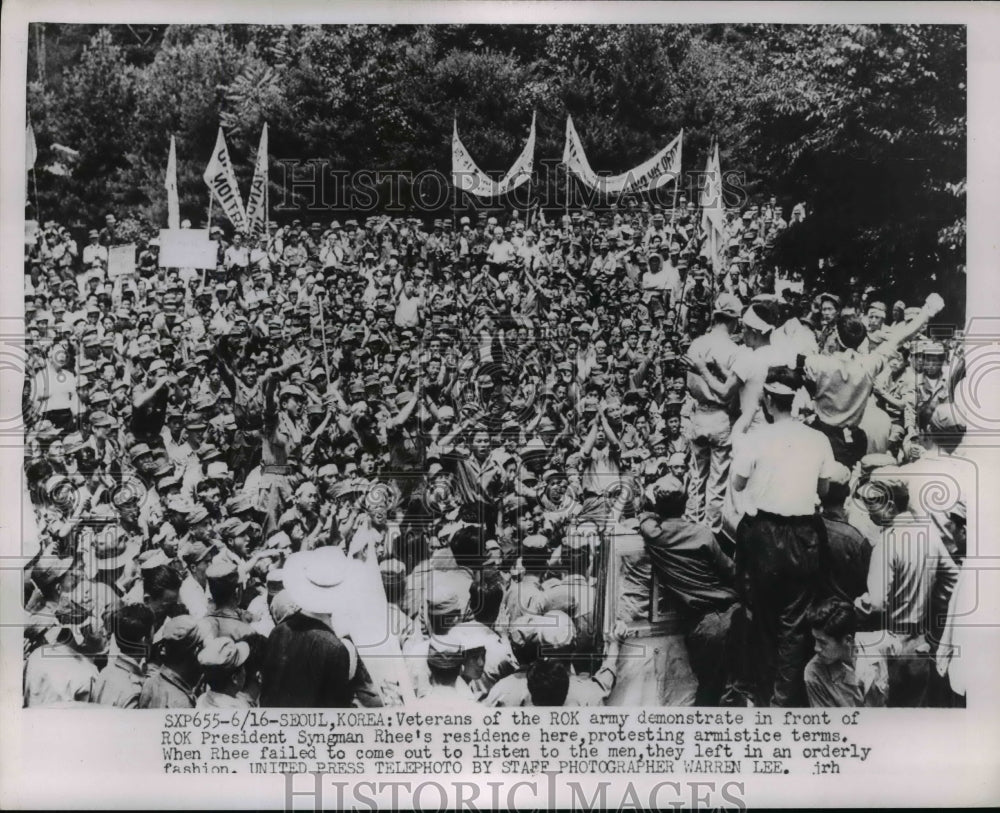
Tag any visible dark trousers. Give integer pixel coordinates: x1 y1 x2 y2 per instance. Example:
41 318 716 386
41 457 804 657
685 602 739 706
736 511 823 707
886 632 932 708
43 408 75 432
814 419 868 469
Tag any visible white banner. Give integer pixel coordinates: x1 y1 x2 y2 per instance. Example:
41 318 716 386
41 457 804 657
699 140 726 273
563 115 682 195
452 113 535 197
245 123 268 239
165 135 180 230
203 126 248 232
25 124 36 171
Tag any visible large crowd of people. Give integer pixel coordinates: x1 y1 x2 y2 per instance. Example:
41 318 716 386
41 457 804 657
21 191 972 710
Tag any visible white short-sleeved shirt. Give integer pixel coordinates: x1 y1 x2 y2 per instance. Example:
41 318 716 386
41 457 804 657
732 420 837 517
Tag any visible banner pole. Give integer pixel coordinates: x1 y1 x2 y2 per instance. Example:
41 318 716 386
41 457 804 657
526 175 533 230
32 169 40 224
319 296 331 386
564 166 569 218
203 190 214 289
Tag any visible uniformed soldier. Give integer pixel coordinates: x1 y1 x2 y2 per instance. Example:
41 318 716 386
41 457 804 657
197 557 256 643
137 615 204 708
92 603 155 708
196 636 253 709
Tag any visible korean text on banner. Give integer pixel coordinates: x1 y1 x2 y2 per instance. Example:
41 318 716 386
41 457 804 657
203 127 248 232
563 115 682 195
245 123 269 239
452 114 536 197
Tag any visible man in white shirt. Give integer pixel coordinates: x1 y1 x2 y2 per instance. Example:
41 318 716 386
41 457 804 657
223 232 250 275
82 228 108 267
486 227 516 268
640 253 682 307
732 366 837 707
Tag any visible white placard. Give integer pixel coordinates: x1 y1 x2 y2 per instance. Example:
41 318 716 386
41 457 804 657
158 228 219 270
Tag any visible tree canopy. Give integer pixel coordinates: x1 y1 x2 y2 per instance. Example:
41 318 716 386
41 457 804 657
25 23 965 307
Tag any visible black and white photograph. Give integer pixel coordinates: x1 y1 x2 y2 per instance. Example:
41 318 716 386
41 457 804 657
2 3 999 809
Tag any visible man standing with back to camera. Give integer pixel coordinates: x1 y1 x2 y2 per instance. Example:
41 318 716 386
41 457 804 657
731 365 837 707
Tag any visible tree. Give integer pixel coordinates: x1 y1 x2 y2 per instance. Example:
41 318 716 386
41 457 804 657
31 28 137 226
745 24 966 312
24 22 966 313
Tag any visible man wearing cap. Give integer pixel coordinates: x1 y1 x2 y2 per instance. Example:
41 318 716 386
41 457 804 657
198 557 256 642
25 552 78 649
420 626 486 704
864 301 889 349
643 212 669 251
280 231 308 271
816 463 872 605
731 366 838 707
869 401 972 572
682 293 744 532
82 229 108 271
197 636 253 708
138 615 204 708
871 348 915 424
259 354 307 532
179 539 215 619
24 597 104 706
92 604 156 708
907 341 950 434
131 357 175 447
98 213 120 248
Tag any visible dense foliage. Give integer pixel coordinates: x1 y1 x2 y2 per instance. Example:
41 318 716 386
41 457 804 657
25 23 965 305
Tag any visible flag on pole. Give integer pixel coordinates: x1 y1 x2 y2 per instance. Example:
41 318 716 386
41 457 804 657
26 124 37 171
245 123 269 239
165 135 180 230
700 139 726 275
203 126 247 232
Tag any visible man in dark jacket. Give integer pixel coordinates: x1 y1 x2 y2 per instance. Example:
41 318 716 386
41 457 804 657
639 475 739 705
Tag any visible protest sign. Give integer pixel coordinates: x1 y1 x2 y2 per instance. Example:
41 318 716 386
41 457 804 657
107 244 136 279
158 229 218 269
